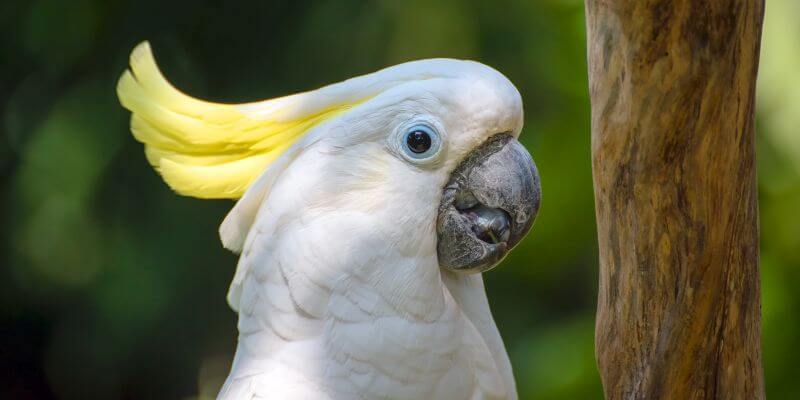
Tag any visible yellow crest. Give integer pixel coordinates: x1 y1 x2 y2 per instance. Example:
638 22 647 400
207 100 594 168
117 42 357 199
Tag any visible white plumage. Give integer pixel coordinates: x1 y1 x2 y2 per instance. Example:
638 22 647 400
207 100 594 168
119 44 526 399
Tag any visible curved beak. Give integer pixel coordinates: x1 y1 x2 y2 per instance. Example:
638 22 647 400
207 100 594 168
437 134 541 273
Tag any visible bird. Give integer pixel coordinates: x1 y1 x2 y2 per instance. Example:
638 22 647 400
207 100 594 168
117 41 541 400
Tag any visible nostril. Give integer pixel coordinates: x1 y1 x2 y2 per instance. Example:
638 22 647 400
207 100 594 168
461 204 511 244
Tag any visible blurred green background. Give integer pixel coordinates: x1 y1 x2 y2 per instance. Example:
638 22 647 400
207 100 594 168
1 0 798 399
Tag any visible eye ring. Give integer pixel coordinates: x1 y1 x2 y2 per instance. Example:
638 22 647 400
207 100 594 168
402 124 441 160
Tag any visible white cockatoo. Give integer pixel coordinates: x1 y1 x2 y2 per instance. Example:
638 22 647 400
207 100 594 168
117 42 541 400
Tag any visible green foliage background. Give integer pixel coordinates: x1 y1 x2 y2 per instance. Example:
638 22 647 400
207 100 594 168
1 1 797 399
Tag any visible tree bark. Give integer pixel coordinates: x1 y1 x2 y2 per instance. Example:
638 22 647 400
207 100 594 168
585 1 765 399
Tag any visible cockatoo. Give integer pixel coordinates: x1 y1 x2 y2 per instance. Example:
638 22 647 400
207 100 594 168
117 42 541 400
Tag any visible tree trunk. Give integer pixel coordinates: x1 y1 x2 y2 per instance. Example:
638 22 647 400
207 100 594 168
585 1 765 399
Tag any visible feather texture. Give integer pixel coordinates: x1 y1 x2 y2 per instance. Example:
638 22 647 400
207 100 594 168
217 132 516 399
117 41 358 199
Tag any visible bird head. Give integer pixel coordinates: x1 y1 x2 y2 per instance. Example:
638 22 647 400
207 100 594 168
118 42 540 286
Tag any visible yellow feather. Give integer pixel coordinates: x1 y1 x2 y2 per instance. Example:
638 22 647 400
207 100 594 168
117 41 354 199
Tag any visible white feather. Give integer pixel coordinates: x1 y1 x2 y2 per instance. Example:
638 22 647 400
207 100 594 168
218 58 524 399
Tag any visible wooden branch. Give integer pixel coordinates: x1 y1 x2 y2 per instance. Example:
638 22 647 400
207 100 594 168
584 1 765 399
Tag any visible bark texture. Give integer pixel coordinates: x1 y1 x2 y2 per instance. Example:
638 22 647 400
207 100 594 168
585 1 765 399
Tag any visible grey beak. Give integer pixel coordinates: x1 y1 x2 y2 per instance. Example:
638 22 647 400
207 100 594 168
437 134 541 273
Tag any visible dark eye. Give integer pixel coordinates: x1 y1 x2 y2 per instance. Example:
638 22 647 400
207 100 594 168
406 129 432 153
402 124 441 160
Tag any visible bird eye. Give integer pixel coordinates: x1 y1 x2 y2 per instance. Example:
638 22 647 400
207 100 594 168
402 125 441 159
